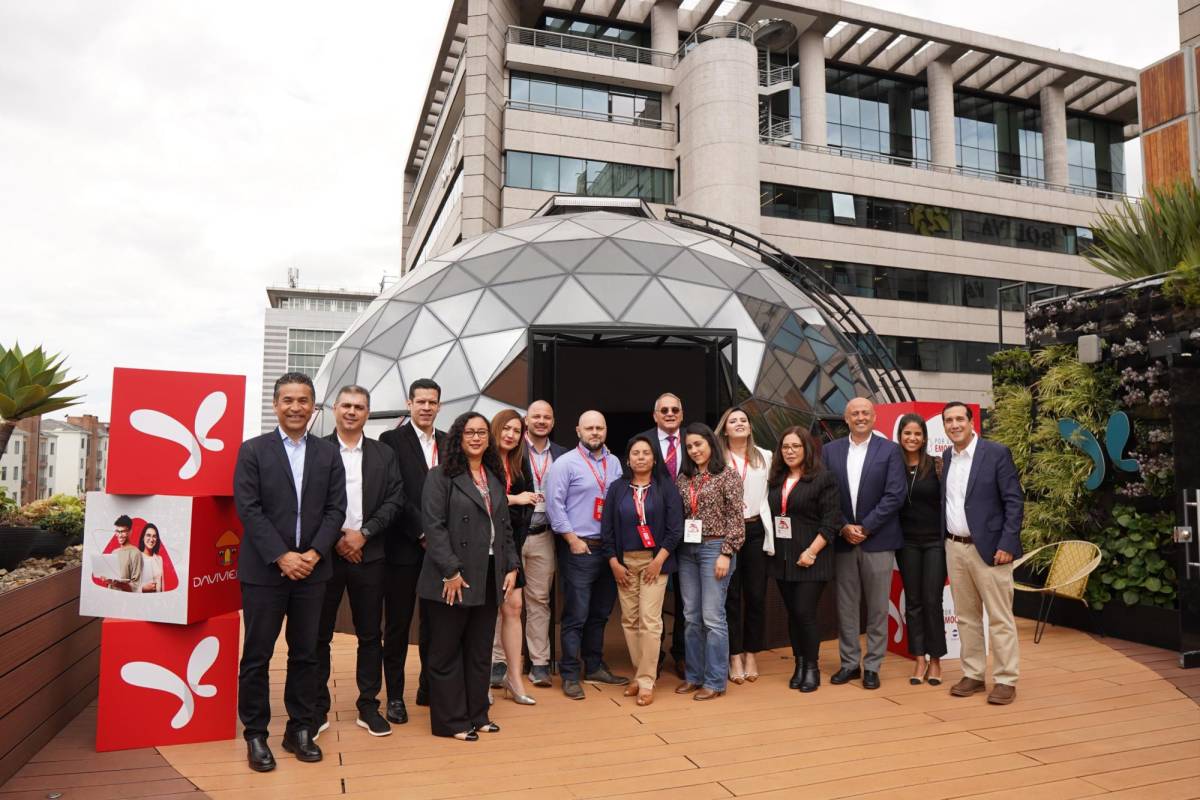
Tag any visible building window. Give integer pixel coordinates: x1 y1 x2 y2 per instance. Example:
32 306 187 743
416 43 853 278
12 466 17 481
505 151 674 204
278 297 370 313
11 441 17 455
760 182 1091 255
1 467 6 480
414 167 464 268
675 104 680 143
813 261 1081 310
856 335 1000 374
48 465 54 478
1067 116 1126 194
538 14 649 48
510 73 663 127
826 67 930 162
675 156 681 197
287 329 343 378
955 93 1044 183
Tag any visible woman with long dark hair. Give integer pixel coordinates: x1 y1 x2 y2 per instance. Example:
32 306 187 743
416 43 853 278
418 412 521 740
766 427 840 692
137 523 164 593
488 409 536 705
894 413 946 685
674 422 743 700
600 435 684 706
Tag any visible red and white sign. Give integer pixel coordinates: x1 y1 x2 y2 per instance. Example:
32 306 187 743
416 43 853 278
96 612 239 751
106 367 245 496
80 493 242 624
874 401 982 460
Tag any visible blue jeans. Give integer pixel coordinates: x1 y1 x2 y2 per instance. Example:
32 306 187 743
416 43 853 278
677 539 735 691
556 538 617 681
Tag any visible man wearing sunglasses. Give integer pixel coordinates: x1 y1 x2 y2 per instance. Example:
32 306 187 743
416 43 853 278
629 393 687 678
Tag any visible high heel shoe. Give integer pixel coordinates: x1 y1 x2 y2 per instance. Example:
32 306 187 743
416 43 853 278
910 659 929 686
744 655 759 683
452 730 479 742
927 660 942 686
503 678 537 706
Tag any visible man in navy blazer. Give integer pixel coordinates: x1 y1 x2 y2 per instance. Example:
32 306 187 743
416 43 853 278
941 401 1025 705
233 372 347 772
822 397 907 690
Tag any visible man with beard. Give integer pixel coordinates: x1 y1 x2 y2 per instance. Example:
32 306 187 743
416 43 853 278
106 514 142 591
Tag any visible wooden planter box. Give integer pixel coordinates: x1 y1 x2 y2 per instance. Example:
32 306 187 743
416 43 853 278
1014 590 1179 651
0 566 99 786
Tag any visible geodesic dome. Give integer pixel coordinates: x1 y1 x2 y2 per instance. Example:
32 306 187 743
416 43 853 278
312 210 876 431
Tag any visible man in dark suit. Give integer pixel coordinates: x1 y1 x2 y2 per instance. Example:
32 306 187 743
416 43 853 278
378 377 445 723
941 401 1024 705
822 397 906 690
629 392 686 677
313 384 405 738
233 372 346 772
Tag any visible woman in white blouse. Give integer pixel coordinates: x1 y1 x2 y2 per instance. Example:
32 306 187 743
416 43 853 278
137 523 164 593
718 407 774 684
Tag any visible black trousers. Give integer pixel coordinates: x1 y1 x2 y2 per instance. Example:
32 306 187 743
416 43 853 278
896 539 948 658
726 520 768 655
314 556 386 719
776 579 827 664
238 579 325 740
383 562 429 700
423 564 498 736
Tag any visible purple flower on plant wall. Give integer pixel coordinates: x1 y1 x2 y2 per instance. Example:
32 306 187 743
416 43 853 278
1147 329 1165 342
1115 482 1148 498
1121 312 1137 328
1111 339 1147 358
1148 388 1171 408
1122 389 1147 406
1148 428 1172 444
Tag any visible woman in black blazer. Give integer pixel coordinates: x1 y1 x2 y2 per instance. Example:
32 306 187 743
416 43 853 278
418 412 521 741
600 435 684 707
765 426 841 693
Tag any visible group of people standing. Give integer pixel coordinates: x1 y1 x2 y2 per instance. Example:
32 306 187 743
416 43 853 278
233 371 1024 771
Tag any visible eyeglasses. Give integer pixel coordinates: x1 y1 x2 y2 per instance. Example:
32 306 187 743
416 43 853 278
780 444 805 452
658 406 681 414
462 430 489 439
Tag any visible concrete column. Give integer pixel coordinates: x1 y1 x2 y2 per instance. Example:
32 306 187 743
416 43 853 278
797 27 826 146
675 36 761 233
650 0 680 54
927 57 956 168
1040 84 1068 186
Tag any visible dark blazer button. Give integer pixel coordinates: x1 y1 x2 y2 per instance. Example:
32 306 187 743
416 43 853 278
462 515 470 522
460 541 468 548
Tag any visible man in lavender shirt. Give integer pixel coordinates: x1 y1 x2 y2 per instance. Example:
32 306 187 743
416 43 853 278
544 410 631 700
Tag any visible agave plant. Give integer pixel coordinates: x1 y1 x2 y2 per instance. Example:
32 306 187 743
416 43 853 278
0 344 84 459
1085 181 1200 281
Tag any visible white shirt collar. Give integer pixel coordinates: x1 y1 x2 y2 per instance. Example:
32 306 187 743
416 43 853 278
658 427 679 442
954 433 978 459
414 425 435 446
848 434 872 450
278 427 306 446
337 432 364 452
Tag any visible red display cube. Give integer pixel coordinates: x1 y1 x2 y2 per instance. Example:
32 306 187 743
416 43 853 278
96 613 240 752
80 492 242 624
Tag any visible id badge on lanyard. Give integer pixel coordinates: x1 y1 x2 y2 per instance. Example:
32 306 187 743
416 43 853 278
593 497 604 521
683 518 703 543
776 476 799 539
633 485 655 547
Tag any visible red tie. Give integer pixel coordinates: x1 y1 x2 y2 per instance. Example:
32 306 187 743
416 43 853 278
666 435 678 480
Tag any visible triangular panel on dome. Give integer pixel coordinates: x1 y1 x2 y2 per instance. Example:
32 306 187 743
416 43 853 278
737 272 785 305
796 307 826 326
460 247 523 285
371 365 406 412
460 327 526 388
613 239 688 273
338 315 378 351
534 277 612 325
575 214 639 237
622 278 693 326
325 352 360 406
493 246 566 284
400 308 455 357
461 289 528 336
364 310 419 358
574 238 649 275
356 352 395 395
366 300 418 340
433 237 486 263
616 221 685 246
432 343 478 402
503 219 562 242
460 233 523 261
659 224 710 247
576 274 650 318
760 270 818 311
427 288 484 336
399 342 454 392
396 265 453 304
531 218 603 243
482 349 528 407
434 397 476 426
473 395 522 419
709 295 765 343
492 275 567 322
425 268 483 302
534 238 605 272
657 277 732 327
691 237 749 265
312 359 333 407
695 251 754 289
736 338 767 392
657 249 728 288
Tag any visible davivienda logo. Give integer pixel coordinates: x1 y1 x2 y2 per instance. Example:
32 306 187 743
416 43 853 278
129 391 228 480
119 636 220 729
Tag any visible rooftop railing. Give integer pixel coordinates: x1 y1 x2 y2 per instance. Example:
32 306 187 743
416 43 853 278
506 26 675 68
676 21 754 63
759 64 792 88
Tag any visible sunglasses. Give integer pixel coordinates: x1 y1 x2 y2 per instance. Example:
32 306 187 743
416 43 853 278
658 406 681 414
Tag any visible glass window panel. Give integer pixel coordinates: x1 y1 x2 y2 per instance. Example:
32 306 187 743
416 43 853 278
557 82 583 112
840 94 859 126
531 154 559 191
842 126 861 150
827 123 842 146
510 75 529 103
859 99 879 131
826 92 840 122
611 93 635 120
590 160 613 195
1066 138 1083 165
582 87 607 119
506 151 531 189
861 129 881 154
641 97 661 122
559 157 586 193
530 79 556 107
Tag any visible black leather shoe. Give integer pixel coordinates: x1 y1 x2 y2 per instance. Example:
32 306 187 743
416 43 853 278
562 679 585 700
415 687 430 707
281 729 322 763
800 666 821 693
246 737 275 772
386 698 408 724
863 670 881 690
788 660 804 690
830 666 861 685
585 667 629 686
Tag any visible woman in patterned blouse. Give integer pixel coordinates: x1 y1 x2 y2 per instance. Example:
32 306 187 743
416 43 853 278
674 422 744 700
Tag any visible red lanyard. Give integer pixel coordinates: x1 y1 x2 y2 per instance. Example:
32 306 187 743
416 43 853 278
780 475 800 516
687 473 710 517
731 452 749 482
472 464 492 516
527 437 551 486
632 484 650 525
503 459 512 494
429 438 439 468
577 445 611 496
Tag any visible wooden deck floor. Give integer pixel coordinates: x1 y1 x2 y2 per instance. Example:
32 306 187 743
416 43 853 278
3 619 1199 800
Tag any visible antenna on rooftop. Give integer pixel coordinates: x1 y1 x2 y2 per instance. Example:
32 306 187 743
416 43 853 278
287 267 299 288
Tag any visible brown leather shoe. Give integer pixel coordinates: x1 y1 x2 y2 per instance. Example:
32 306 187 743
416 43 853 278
693 688 724 701
636 690 654 706
623 683 639 697
674 681 701 694
987 683 1016 705
950 677 987 697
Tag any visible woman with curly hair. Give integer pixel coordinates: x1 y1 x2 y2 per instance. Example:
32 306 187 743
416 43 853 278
418 412 521 741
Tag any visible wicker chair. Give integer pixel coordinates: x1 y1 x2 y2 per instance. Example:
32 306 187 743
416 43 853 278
1012 540 1103 644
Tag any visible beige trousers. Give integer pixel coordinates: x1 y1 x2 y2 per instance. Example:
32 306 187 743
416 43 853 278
945 539 1020 685
493 531 557 666
616 550 668 691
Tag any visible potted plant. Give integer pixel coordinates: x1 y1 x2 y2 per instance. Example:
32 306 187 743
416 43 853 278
0 343 84 459
0 505 39 571
21 494 84 557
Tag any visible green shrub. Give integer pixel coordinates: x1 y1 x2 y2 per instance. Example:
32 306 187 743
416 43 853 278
1088 505 1177 609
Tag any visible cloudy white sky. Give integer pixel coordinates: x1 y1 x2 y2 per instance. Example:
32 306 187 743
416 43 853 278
0 1 1181 436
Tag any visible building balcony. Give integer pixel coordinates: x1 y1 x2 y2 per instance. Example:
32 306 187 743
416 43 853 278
505 26 674 91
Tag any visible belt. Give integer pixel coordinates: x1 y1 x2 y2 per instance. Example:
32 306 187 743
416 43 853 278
744 515 761 524
528 525 550 535
945 533 973 544
583 537 604 551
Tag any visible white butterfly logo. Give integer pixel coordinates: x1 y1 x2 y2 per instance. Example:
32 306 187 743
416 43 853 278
119 636 220 729
889 588 906 644
129 392 227 480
